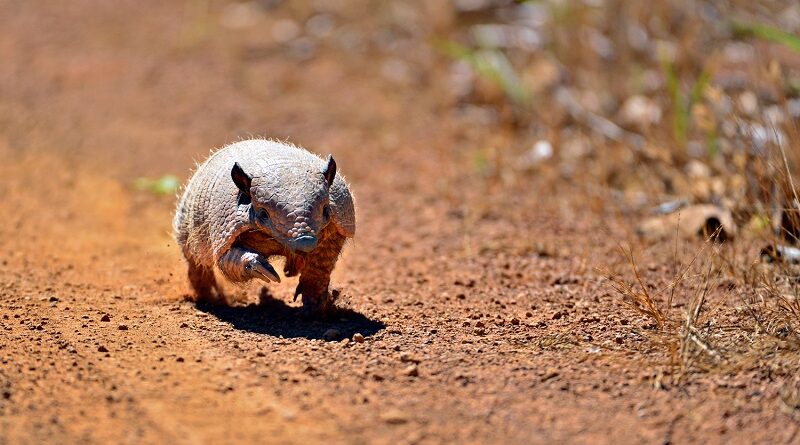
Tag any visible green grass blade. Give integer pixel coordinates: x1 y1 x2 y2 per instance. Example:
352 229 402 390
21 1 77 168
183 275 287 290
731 21 800 53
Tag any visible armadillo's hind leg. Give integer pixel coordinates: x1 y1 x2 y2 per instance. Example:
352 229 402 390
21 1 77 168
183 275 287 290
187 260 222 304
296 229 347 319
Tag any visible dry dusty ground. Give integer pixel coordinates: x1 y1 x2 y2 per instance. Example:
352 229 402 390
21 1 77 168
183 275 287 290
1 1 799 444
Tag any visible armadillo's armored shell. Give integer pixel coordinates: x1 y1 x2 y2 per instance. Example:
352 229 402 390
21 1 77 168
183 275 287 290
330 175 355 238
173 139 356 268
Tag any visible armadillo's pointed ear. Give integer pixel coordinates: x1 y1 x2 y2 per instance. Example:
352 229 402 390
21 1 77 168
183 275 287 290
231 162 252 197
322 154 337 186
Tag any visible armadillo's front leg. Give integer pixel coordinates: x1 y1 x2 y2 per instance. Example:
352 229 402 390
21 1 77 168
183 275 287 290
295 230 347 318
218 245 281 284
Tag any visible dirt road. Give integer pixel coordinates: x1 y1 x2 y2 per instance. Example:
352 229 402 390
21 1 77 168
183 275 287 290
0 1 797 444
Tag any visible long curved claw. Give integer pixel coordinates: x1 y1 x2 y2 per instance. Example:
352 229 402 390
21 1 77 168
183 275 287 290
246 257 281 283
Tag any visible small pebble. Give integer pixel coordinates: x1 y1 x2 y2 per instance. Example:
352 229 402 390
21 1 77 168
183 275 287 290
118 324 128 331
541 368 559 382
352 333 365 343
100 314 110 322
97 345 108 353
403 364 419 377
380 409 408 425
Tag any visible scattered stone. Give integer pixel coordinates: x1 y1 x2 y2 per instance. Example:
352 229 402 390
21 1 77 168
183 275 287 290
762 244 800 264
353 333 365 343
541 368 559 382
685 160 711 178
176 357 185 362
618 95 662 128
97 345 108 353
380 409 408 425
578 314 600 323
510 317 520 325
118 324 128 331
637 204 736 242
100 314 111 322
323 328 341 341
49 296 59 302
738 91 758 116
403 364 419 377
518 140 553 170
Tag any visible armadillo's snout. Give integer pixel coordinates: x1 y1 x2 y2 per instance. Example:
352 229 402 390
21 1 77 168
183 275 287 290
292 235 318 253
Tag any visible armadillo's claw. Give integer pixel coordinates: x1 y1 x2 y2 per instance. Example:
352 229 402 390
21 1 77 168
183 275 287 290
246 257 281 283
293 283 302 302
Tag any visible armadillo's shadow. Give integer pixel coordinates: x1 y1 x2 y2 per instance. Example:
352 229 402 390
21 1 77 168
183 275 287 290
195 288 385 341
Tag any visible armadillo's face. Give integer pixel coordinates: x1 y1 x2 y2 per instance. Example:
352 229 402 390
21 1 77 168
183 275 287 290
249 168 331 253
231 156 337 256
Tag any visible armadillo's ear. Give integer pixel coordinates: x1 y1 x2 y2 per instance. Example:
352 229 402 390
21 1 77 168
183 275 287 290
322 154 337 186
231 162 252 197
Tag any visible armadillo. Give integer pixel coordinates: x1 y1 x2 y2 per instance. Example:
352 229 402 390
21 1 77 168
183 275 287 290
173 139 356 317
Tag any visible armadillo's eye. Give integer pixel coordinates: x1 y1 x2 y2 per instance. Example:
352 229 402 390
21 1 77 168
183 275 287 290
258 208 270 222
322 204 331 222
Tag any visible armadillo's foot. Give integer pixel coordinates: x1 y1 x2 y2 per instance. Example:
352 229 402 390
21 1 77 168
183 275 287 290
219 247 280 284
295 283 340 319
